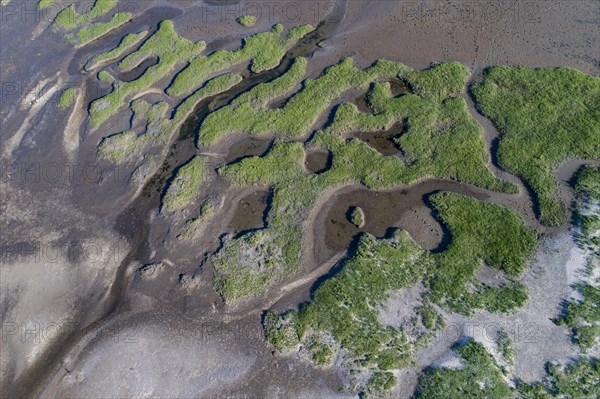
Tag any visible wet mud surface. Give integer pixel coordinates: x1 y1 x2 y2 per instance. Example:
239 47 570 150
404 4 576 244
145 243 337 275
118 56 159 82
304 149 332 174
347 121 406 157
227 188 271 234
225 136 273 164
315 180 490 259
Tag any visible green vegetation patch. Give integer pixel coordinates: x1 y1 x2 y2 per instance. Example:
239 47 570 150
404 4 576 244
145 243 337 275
556 283 600 351
307 338 334 366
429 192 537 314
85 31 148 71
213 230 282 303
548 358 600 398
163 157 205 212
199 57 409 145
262 194 535 396
213 61 518 305
168 23 314 97
472 67 600 226
415 341 599 399
265 231 431 396
415 340 511 399
264 311 301 352
576 166 600 261
576 165 600 201
57 87 77 110
98 74 242 163
97 70 114 83
178 202 215 241
349 206 365 228
365 371 396 398
90 22 308 127
497 330 514 366
517 357 600 398
237 15 256 27
54 0 118 30
89 20 207 127
69 12 132 47
37 0 57 9
555 165 600 351
203 60 513 192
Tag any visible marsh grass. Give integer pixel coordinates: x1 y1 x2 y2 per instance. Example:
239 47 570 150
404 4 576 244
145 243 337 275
264 231 429 396
472 67 600 226
262 193 535 396
89 22 310 128
556 283 600 351
429 192 537 314
416 341 600 398
497 330 514 365
168 24 314 97
98 74 242 163
212 62 518 306
177 202 215 241
57 87 76 110
162 157 205 212
237 15 256 27
349 206 365 228
97 70 114 83
54 0 118 30
89 20 206 127
415 340 511 399
576 165 600 200
37 0 57 9
199 58 409 145
555 166 600 351
85 31 147 71
69 12 132 47
517 357 600 398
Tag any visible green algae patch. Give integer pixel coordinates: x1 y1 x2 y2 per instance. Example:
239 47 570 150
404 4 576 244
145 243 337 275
472 66 600 226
